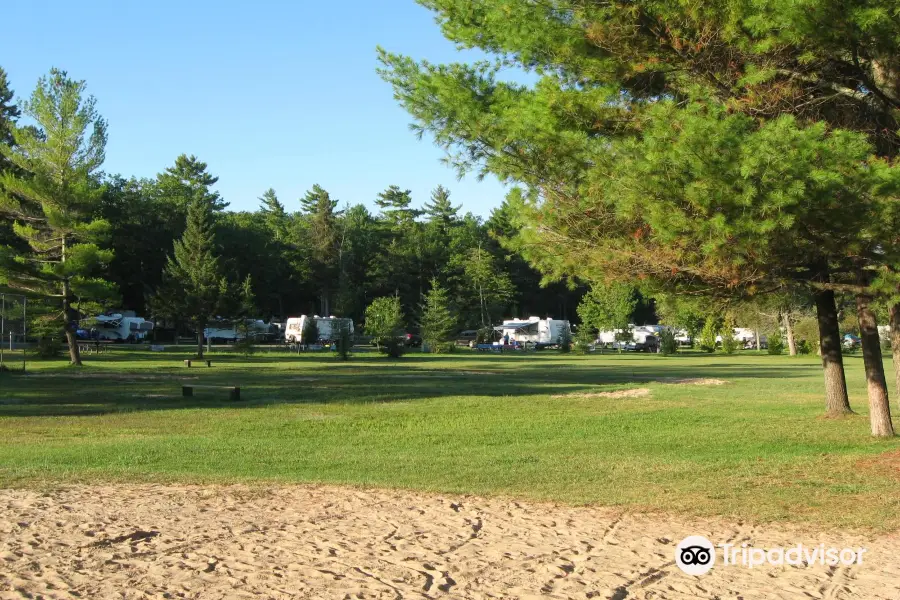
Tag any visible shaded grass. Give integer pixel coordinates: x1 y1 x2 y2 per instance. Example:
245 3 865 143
1 349 899 530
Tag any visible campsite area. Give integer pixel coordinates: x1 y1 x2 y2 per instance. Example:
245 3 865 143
2 350 900 598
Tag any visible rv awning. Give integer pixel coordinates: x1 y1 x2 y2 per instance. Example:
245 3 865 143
494 322 538 331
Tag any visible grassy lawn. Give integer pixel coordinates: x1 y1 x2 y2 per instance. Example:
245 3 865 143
2 347 900 530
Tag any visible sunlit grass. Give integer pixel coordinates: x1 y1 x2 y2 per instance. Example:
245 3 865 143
1 348 899 529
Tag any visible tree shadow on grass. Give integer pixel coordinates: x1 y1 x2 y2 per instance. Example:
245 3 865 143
0 353 817 417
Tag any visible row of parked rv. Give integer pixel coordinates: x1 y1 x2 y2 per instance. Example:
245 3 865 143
75 312 773 351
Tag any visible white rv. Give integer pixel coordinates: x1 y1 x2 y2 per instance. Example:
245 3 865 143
494 317 571 349
285 315 354 344
91 313 154 342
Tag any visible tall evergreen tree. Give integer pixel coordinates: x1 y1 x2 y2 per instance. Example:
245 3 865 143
0 67 21 255
157 154 227 212
0 67 19 172
420 279 457 352
258 188 289 241
300 184 341 316
423 185 459 228
0 69 115 365
153 196 227 358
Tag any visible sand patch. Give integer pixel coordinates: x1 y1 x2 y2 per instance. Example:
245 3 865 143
0 484 897 599
552 388 651 400
660 377 728 386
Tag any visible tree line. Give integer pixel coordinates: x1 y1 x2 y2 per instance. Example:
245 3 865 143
0 67 584 364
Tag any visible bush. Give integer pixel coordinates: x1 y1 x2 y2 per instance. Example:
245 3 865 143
334 321 352 360
720 329 738 355
301 318 319 346
35 336 63 359
659 328 678 356
881 336 892 352
475 327 494 344
574 326 596 355
767 332 785 355
378 337 405 358
797 339 813 355
233 336 255 356
557 329 573 353
699 319 719 353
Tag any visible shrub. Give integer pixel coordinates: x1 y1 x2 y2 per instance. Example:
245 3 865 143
475 327 494 344
557 329 573 353
720 329 738 355
232 336 255 356
767 332 785 355
334 321 353 360
379 337 404 358
35 336 62 359
797 339 813 355
574 326 595 355
659 328 678 356
881 336 892 352
699 319 719 353
301 318 319 346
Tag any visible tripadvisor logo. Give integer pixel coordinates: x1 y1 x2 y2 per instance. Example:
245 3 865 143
675 536 868 575
675 536 716 575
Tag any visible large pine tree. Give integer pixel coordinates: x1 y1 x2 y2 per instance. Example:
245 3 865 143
300 185 341 316
154 196 227 358
0 69 116 365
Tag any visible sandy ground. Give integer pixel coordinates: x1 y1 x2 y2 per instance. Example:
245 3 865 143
1 485 899 600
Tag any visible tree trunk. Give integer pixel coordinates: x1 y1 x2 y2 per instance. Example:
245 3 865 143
814 290 851 416
61 234 82 366
755 330 760 352
890 304 900 401
196 329 204 359
783 313 797 356
856 293 894 437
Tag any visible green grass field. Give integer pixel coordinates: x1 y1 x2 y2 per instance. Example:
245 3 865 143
2 347 900 530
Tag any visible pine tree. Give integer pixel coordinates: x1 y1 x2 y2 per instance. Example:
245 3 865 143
420 279 457 352
423 185 460 228
0 69 116 365
258 188 289 241
0 67 20 172
154 196 227 358
157 154 227 212
375 185 420 225
300 185 341 315
0 66 21 256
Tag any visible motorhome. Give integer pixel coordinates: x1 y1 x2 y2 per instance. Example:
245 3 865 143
90 313 154 342
494 317 571 349
285 315 354 344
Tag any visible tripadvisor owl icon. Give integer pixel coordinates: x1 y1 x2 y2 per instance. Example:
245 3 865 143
676 536 716 575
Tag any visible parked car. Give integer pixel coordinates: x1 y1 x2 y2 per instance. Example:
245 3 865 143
842 334 861 349
401 333 422 347
455 330 478 347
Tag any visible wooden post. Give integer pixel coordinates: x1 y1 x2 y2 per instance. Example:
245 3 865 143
183 359 191 367
230 387 241 401
182 386 193 397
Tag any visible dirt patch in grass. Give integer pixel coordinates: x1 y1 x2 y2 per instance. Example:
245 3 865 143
659 377 728 386
551 388 651 400
856 449 900 480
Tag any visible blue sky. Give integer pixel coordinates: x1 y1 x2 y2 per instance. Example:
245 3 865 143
0 0 512 217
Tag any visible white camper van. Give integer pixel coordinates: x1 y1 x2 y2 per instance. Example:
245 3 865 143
495 317 571 349
595 325 660 352
92 313 154 342
285 315 354 344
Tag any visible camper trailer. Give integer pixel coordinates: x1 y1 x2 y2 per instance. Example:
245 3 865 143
494 317 571 349
285 315 354 344
91 313 154 342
